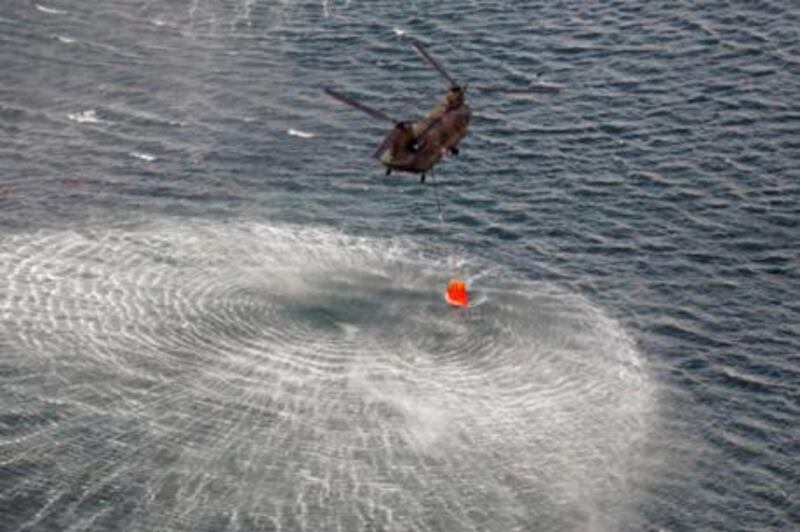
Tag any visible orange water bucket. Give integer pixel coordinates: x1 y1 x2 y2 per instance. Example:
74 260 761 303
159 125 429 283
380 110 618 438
445 279 469 307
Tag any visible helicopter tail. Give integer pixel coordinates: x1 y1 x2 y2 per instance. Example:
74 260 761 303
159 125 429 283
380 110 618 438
373 122 414 161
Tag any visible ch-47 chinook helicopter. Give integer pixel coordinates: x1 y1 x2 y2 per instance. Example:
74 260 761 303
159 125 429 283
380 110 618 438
325 36 561 184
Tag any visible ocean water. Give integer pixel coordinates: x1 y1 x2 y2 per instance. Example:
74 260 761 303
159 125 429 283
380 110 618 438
1 1 798 530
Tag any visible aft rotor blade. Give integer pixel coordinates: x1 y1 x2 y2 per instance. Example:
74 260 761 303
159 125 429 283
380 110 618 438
413 114 447 150
373 124 402 159
407 38 458 88
473 83 563 95
324 87 396 123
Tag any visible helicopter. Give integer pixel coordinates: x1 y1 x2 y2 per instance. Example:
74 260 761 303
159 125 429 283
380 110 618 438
325 36 561 183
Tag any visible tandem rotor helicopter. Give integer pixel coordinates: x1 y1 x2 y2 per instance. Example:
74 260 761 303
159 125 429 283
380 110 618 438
324 35 561 184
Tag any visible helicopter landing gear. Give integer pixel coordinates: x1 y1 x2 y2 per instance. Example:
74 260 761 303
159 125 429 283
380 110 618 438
386 168 391 176
420 173 426 184
450 147 459 156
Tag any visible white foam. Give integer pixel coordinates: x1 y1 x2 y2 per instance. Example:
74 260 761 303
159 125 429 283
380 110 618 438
67 110 100 123
151 18 176 28
130 152 156 162
287 128 315 139
393 27 407 37
57 35 76 44
35 4 66 15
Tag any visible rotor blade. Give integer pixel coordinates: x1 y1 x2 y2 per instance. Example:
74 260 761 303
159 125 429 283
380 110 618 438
413 113 448 150
324 87 396 123
373 126 399 159
473 82 563 95
407 38 458 88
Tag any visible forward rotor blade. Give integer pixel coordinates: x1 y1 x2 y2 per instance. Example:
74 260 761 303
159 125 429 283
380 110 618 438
324 87 396 123
407 38 458 88
473 82 563 95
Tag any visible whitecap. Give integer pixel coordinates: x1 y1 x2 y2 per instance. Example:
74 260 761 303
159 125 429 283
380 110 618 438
130 152 156 162
35 4 66 15
151 18 175 28
287 128 315 139
67 110 100 124
57 35 76 44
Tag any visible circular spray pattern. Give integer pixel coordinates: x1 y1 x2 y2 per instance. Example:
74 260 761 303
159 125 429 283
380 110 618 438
0 221 653 531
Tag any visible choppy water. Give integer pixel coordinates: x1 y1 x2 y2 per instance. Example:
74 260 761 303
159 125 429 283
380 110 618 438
1 1 798 531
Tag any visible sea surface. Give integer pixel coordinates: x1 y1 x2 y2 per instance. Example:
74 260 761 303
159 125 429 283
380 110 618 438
1 1 798 531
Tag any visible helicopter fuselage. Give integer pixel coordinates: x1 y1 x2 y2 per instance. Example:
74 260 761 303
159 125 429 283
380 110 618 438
376 97 471 175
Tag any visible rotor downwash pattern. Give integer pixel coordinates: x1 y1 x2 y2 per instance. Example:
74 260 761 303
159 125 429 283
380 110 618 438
0 221 653 531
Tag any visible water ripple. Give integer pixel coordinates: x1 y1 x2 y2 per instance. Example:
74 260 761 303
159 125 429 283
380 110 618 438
0 220 653 531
